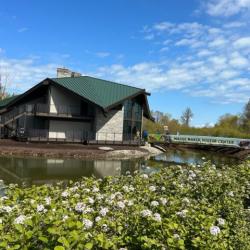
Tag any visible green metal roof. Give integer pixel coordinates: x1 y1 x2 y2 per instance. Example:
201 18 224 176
51 76 144 109
0 95 20 108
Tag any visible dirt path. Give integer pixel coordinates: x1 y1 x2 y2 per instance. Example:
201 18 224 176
0 139 150 160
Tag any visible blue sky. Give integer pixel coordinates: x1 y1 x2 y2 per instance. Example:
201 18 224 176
0 0 250 126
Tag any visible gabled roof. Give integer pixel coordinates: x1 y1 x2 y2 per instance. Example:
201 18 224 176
0 95 20 108
0 76 154 121
51 76 144 110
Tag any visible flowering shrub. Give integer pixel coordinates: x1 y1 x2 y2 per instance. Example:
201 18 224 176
0 161 249 249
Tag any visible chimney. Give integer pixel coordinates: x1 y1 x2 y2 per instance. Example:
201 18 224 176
57 68 82 78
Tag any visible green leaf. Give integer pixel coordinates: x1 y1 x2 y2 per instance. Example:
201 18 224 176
58 236 70 248
13 245 21 249
54 246 65 250
85 242 93 249
39 236 49 243
48 227 58 235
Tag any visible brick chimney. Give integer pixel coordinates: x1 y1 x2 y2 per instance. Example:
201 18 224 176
57 68 82 78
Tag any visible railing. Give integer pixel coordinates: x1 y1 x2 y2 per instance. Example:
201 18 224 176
0 103 93 126
22 129 142 145
36 104 84 117
149 134 250 147
0 104 34 125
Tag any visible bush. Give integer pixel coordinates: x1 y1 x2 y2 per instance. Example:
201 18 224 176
0 161 249 249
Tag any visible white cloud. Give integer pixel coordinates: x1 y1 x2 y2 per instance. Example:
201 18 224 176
94 20 250 104
95 52 110 58
233 36 250 48
229 52 249 68
206 0 250 17
223 21 247 28
0 57 57 93
153 22 174 31
18 27 28 33
208 38 227 47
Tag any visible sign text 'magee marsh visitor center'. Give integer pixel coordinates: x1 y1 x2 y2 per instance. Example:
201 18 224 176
0 68 153 144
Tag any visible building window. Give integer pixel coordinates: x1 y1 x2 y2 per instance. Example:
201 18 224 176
123 99 142 140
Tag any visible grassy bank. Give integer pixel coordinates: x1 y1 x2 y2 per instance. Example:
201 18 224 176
0 161 249 249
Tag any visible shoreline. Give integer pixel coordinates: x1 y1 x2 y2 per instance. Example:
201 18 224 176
0 139 162 160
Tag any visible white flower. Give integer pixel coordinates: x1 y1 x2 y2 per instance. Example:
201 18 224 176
141 209 152 217
96 194 104 200
202 157 206 160
188 171 197 179
83 207 94 214
228 191 234 197
100 207 109 216
217 218 225 225
62 215 69 221
0 218 2 224
92 186 99 192
173 234 180 239
122 186 129 192
126 171 131 175
84 188 91 193
161 187 166 191
117 201 125 209
153 213 161 222
210 225 221 235
176 209 188 218
127 200 134 206
141 174 148 179
45 197 51 205
75 202 86 212
0 196 8 201
2 206 12 213
160 198 168 205
37 204 45 212
149 186 156 192
61 191 69 198
88 197 95 204
110 194 116 200
70 186 78 192
14 215 26 224
95 216 101 222
82 218 93 229
182 198 190 204
151 201 159 207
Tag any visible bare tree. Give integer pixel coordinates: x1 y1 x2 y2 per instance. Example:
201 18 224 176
180 107 193 126
0 65 12 100
241 99 250 131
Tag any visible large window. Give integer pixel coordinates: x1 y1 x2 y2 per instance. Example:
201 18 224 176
123 99 142 140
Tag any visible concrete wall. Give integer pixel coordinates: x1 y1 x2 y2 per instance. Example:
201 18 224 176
95 107 124 141
49 120 91 139
49 85 81 114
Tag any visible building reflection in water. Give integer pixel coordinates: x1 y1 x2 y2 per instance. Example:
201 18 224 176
0 157 142 186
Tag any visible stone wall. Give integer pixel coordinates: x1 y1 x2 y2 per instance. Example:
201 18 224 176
95 107 124 141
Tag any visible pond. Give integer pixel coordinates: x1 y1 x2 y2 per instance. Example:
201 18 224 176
0 148 241 187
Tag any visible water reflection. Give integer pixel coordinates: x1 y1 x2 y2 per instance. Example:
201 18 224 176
0 157 142 186
0 148 241 187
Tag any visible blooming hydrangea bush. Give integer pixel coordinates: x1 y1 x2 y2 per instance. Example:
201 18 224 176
0 161 249 249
